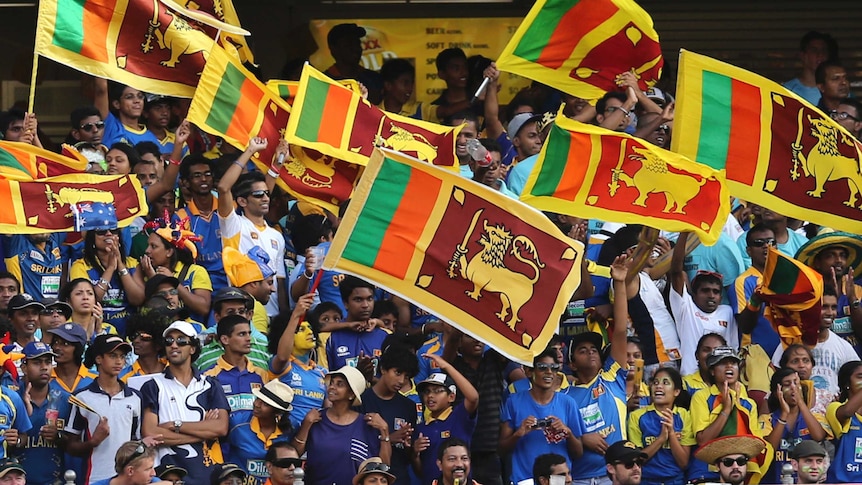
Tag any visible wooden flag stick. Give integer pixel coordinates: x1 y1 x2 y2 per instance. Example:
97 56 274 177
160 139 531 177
27 53 39 113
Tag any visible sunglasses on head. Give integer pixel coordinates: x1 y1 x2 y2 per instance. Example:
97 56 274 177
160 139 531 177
695 269 723 282
719 456 749 467
749 238 776 248
79 121 105 132
614 458 645 469
361 463 391 473
94 228 120 236
244 189 270 199
121 442 147 469
534 362 562 372
271 458 302 469
164 337 192 347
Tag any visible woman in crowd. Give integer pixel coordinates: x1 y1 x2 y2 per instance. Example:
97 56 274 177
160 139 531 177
778 343 832 416
119 313 168 382
628 367 694 485
352 458 396 485
826 360 862 483
61 277 114 338
227 379 295 485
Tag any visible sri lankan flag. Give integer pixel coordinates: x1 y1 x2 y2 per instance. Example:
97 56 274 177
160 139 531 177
167 0 255 64
672 50 862 235
266 79 361 106
496 0 663 100
285 65 460 168
324 148 584 365
0 174 146 233
521 116 728 245
35 0 216 97
0 141 89 180
759 248 823 347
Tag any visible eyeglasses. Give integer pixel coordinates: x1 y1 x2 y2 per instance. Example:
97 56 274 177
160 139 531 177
420 387 449 396
40 308 65 316
245 189 270 199
190 171 212 180
719 456 749 467
534 363 562 372
79 122 105 132
605 106 631 117
271 458 302 469
694 269 723 282
830 110 860 122
156 289 179 298
749 238 776 248
121 442 147 469
361 463 391 473
94 229 120 236
164 337 193 347
131 332 153 342
614 458 645 469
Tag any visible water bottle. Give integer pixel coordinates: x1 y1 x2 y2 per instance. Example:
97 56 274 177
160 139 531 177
46 388 61 427
466 139 492 167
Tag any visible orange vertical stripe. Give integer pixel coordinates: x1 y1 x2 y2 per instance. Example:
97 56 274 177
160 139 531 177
0 180 16 224
317 84 354 147
225 80 265 143
537 0 619 68
80 0 113 63
553 132 593 201
372 169 442 279
726 80 761 185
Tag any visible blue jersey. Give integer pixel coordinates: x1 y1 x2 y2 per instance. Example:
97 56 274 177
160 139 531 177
70 259 138 335
765 410 815 483
414 336 443 383
826 400 862 483
305 411 381 485
627 405 696 482
102 112 161 147
274 357 327 430
227 418 291 485
563 360 627 479
3 234 65 300
176 199 227 292
325 327 389 371
414 402 477 485
204 358 270 430
502 390 583 484
836 287 862 354
16 382 70 485
729 267 781 356
0 386 32 459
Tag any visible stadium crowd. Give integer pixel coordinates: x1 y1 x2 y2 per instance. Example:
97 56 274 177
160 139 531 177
0 23 860 485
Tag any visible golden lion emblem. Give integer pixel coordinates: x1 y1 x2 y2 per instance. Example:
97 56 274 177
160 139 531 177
447 210 545 347
608 146 708 214
141 0 208 68
376 124 438 162
284 147 335 189
790 111 862 208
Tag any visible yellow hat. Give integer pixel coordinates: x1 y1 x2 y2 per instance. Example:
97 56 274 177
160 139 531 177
223 247 275 287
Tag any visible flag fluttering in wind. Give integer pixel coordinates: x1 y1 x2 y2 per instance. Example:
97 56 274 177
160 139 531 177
0 141 89 180
672 50 862 234
324 148 584 365
497 0 663 100
758 248 823 347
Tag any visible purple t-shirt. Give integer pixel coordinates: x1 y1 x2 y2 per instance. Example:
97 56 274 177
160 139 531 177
305 410 382 485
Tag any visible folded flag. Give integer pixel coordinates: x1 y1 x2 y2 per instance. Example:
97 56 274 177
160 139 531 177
759 248 823 347
35 0 217 97
0 174 146 233
520 116 728 245
163 0 255 64
497 0 663 100
0 141 89 180
672 50 862 235
324 148 584 365
286 65 460 169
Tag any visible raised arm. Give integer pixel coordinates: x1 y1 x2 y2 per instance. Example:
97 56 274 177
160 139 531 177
271 293 313 374
147 120 189 203
609 254 630 368
217 136 268 217
670 232 690 296
482 63 505 140
423 352 478 414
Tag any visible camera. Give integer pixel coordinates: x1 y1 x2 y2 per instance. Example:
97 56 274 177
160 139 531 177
533 418 553 429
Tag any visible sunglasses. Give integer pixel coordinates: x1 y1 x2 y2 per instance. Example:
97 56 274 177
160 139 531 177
131 332 153 342
79 121 105 132
361 463 391 473
94 229 120 236
719 457 749 467
121 442 147 469
164 337 193 347
749 238 776 248
534 363 562 372
614 458 645 469
156 289 179 298
271 458 302 469
243 189 270 199
40 308 65 316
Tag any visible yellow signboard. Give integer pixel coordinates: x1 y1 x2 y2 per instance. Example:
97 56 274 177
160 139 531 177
309 18 532 105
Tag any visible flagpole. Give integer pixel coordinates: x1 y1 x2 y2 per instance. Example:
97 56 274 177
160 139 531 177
27 53 39 113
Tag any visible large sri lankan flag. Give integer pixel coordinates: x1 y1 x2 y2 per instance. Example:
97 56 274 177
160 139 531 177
324 148 584 365
35 0 218 97
521 116 728 245
672 50 862 234
0 141 89 180
0 174 146 233
286 65 460 169
759 247 823 347
187 45 361 213
496 0 663 100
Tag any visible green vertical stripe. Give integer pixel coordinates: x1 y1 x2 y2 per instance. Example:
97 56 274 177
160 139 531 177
697 71 732 170
204 62 246 135
278 85 291 98
513 0 580 61
295 77 330 142
342 158 411 266
0 149 28 175
530 124 571 196
52 0 85 53
768 257 800 295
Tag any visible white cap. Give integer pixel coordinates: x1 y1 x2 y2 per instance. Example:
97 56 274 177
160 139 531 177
163 320 197 338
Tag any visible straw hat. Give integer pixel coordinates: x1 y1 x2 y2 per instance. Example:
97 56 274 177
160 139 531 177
352 458 396 485
252 379 294 412
326 365 367 406
794 230 862 275
694 435 766 464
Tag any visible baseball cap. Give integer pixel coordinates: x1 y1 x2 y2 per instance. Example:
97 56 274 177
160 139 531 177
0 458 24 478
41 298 73 319
569 331 604 353
791 440 827 459
507 112 544 138
90 334 133 356
155 464 187 479
145 94 174 107
163 320 197 339
417 373 456 395
22 341 55 360
46 323 88 346
644 87 666 104
210 463 247 485
8 294 45 314
604 440 648 464
327 23 366 46
706 346 741 368
212 287 254 308
144 275 180 301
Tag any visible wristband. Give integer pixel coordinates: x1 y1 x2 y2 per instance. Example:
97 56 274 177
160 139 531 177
379 435 390 442
267 168 279 178
303 270 314 279
233 160 245 170
169 158 181 166
618 107 631 117
776 418 787 425
294 437 306 444
852 299 860 309
118 268 129 277
719 411 729 417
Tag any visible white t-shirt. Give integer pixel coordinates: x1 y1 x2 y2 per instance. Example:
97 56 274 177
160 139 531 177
772 330 858 398
220 210 286 315
637 272 681 363
670 283 738 376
